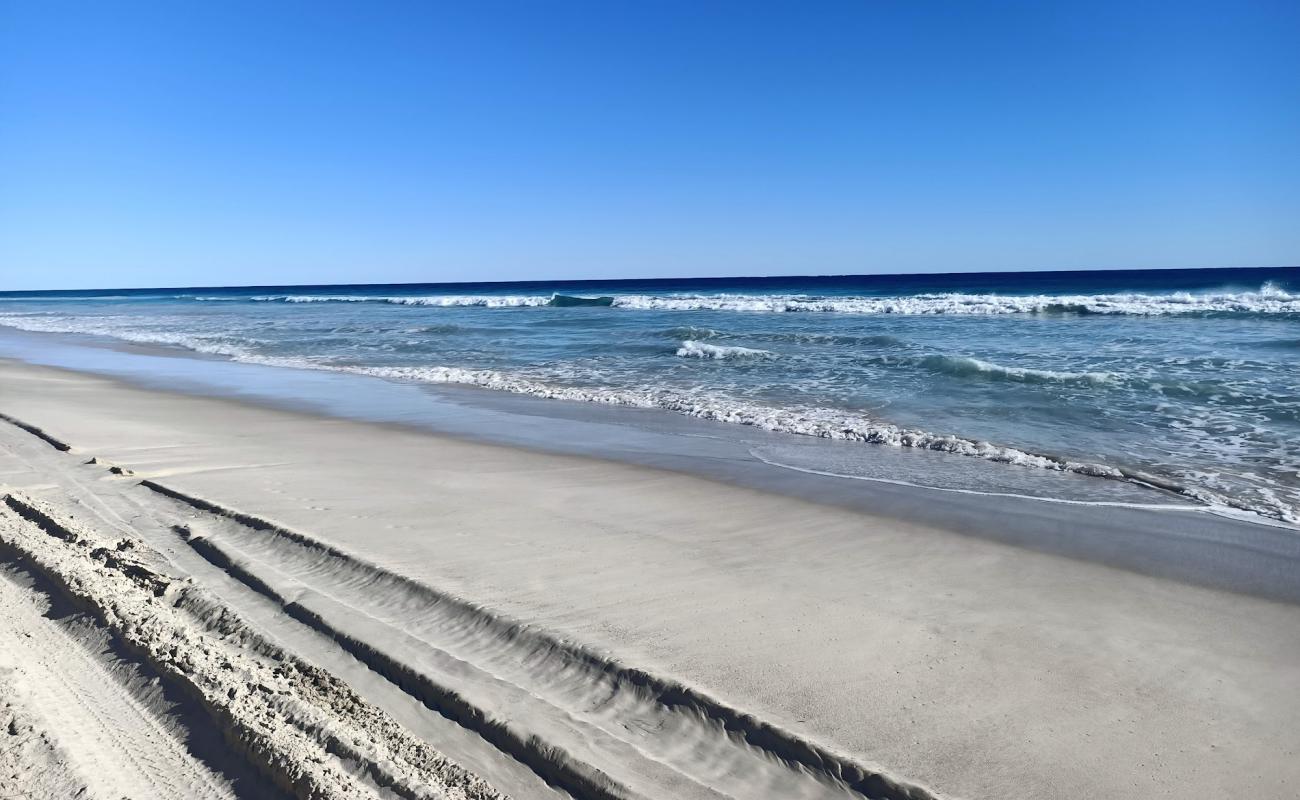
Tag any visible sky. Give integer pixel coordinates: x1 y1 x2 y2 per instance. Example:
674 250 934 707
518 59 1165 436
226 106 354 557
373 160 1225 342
1 1 1297 290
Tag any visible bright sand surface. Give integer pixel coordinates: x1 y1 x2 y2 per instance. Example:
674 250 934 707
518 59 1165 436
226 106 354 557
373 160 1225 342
2 357 1298 799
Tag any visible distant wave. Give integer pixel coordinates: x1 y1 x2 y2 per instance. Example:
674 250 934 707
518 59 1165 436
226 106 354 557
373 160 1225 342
403 323 470 335
764 332 905 346
660 327 904 347
548 294 615 307
250 294 556 307
918 355 1116 385
1251 338 1300 351
675 340 776 360
211 283 1300 316
235 293 617 308
660 326 723 340
615 283 1300 316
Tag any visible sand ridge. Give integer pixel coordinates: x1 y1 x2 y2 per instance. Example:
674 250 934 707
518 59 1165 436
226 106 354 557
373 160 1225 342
0 401 939 799
0 488 507 800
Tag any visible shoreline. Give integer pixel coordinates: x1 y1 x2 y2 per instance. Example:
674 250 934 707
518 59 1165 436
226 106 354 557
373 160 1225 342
1 356 1299 798
1 327 1298 604
0 316 1294 528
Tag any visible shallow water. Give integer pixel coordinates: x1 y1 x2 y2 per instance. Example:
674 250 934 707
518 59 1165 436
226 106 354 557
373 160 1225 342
2 266 1297 523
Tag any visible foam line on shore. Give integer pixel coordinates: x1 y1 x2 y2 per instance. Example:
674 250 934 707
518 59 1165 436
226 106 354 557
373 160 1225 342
1 318 1296 525
749 449 1207 510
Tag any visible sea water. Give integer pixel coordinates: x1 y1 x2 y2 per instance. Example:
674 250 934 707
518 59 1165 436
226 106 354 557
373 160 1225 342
2 266 1297 524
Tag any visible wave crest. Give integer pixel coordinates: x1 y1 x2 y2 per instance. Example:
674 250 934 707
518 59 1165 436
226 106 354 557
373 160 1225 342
614 283 1300 316
919 355 1116 385
221 283 1300 316
675 340 776 360
254 294 555 307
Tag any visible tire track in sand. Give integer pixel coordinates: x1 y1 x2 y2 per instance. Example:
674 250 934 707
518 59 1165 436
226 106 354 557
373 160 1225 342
0 565 237 800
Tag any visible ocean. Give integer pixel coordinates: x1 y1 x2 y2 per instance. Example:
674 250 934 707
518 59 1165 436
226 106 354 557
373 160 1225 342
2 265 1298 525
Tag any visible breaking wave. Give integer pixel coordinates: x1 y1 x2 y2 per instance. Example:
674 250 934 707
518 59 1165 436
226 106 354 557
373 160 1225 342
674 340 776 360
240 292 611 308
613 283 1300 316
919 355 1116 385
251 294 555 307
548 293 615 307
210 283 1300 316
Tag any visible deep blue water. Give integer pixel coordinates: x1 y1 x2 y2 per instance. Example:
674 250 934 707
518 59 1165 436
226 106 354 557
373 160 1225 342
2 266 1298 523
4 265 1299 301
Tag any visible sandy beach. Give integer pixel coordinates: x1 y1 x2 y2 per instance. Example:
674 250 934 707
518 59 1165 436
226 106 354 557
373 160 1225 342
1 356 1297 799
5 0 1297 795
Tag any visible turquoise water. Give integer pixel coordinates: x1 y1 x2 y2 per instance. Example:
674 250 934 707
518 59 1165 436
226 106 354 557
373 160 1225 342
2 266 1298 523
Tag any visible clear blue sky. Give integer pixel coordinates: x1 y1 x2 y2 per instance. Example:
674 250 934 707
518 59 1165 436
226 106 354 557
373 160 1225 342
1 0 1297 290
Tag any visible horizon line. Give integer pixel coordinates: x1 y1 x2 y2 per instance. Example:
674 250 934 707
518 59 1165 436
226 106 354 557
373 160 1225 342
2 262 1297 296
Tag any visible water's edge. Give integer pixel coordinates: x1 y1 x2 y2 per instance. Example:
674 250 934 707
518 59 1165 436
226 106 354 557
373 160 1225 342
2 326 1299 606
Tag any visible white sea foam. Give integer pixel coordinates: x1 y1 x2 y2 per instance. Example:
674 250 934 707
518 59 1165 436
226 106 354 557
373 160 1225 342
342 365 1299 524
0 314 259 359
221 283 1300 316
0 312 1294 525
613 283 1300 315
249 294 556 307
675 340 776 360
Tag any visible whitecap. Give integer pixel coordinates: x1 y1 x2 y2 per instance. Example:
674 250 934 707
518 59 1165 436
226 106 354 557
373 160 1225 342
674 340 776 360
919 355 1117 385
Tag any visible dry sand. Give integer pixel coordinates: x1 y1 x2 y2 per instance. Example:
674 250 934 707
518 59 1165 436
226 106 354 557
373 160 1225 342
1 357 1298 799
